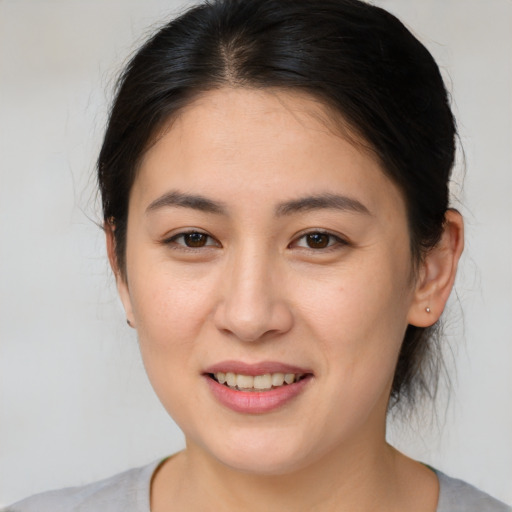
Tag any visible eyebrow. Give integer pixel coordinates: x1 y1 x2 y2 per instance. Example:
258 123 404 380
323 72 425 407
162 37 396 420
146 190 228 215
145 190 370 217
275 193 371 216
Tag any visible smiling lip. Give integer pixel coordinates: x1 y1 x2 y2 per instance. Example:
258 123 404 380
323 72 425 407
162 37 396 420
204 360 311 376
203 360 313 414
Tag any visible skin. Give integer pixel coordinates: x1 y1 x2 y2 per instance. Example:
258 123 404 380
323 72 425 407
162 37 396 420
107 87 464 511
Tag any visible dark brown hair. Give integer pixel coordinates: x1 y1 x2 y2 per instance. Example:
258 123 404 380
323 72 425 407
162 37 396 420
98 0 457 409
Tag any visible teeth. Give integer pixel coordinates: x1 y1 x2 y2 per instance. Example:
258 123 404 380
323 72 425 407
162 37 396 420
236 374 254 389
254 374 272 390
213 371 304 391
271 373 285 386
226 372 236 387
284 373 295 384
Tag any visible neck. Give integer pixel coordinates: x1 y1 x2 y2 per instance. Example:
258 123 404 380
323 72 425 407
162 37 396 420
153 431 415 512
196 440 397 511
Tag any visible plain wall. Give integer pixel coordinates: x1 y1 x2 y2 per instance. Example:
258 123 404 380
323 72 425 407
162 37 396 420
1 0 511 506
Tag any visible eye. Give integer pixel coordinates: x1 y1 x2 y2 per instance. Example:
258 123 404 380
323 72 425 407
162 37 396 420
165 231 220 249
292 231 347 250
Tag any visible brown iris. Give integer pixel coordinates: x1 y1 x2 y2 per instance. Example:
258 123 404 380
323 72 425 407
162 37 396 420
306 233 330 249
184 232 208 247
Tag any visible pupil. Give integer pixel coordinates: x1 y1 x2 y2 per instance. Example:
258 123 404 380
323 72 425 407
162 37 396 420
307 233 329 248
185 233 206 247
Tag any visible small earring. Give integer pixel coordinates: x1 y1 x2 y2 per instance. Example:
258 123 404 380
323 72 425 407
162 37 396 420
425 307 431 313
126 319 133 327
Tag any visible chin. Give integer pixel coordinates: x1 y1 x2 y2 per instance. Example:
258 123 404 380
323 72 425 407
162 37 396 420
196 425 327 476
217 448 310 476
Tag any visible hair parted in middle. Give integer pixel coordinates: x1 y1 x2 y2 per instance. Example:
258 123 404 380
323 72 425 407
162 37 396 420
98 0 457 410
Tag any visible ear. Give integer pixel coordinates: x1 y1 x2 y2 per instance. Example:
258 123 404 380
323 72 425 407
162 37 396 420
407 209 464 327
105 222 136 328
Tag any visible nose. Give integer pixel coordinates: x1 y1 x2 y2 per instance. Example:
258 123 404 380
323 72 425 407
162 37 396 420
213 249 293 342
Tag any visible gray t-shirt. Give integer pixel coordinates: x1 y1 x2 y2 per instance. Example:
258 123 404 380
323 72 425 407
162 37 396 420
4 459 511 512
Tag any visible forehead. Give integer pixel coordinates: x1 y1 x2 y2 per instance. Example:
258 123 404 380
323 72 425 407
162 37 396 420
133 87 405 218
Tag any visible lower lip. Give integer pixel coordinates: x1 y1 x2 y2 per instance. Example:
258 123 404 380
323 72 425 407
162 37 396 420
204 375 312 414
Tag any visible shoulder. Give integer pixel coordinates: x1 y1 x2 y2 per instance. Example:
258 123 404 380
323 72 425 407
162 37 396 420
2 459 163 512
436 470 512 512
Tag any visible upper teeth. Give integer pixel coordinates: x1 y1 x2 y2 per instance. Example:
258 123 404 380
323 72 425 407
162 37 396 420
214 372 303 390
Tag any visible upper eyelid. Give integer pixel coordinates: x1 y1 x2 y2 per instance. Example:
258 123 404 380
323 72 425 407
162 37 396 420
293 229 348 242
164 228 211 240
161 228 349 246
289 230 350 249
163 230 220 246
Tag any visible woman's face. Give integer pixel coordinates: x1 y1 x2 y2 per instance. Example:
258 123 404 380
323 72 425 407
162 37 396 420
117 88 420 474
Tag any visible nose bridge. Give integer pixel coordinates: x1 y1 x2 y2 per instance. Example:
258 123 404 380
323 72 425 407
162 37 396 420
215 240 292 341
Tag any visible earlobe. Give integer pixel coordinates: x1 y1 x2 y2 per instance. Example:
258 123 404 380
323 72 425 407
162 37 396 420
105 222 136 328
407 209 464 327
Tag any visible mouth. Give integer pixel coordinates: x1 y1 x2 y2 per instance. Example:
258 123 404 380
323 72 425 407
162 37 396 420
203 362 313 413
207 371 309 392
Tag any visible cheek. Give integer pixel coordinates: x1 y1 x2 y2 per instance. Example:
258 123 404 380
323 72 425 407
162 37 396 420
128 262 216 358
296 269 411 435
301 261 410 337
296 253 412 381
127 266 218 420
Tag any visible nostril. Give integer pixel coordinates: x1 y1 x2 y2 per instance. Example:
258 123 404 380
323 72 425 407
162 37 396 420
213 285 294 343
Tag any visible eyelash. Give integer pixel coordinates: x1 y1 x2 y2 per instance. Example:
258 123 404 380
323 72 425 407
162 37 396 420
290 230 349 251
163 230 220 250
162 230 349 252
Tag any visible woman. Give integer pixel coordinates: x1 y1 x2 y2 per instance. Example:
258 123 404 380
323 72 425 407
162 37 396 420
5 0 510 510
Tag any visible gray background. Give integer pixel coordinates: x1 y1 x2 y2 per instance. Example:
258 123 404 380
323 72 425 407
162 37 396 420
1 0 511 506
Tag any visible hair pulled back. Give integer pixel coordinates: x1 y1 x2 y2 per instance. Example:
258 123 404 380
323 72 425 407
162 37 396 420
98 0 457 409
